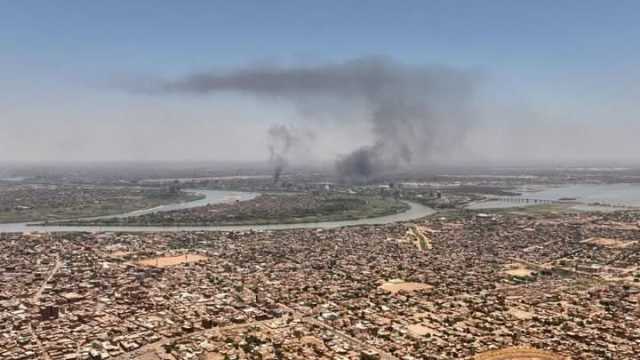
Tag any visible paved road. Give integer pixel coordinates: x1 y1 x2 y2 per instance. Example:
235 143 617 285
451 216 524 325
29 255 61 360
33 256 61 303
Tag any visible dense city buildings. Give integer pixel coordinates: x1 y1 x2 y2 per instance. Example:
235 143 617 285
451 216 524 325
3 208 640 359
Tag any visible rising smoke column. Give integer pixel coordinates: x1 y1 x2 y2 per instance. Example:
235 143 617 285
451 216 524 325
140 56 477 180
267 124 294 183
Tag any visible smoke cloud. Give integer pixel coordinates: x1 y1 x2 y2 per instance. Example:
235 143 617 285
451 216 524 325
334 146 382 179
267 124 294 183
139 56 477 180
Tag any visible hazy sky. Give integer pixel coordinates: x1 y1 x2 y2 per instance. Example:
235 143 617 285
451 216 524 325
2 1 640 165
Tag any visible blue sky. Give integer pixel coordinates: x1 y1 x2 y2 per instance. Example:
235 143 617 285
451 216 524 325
1 1 639 162
3 1 638 77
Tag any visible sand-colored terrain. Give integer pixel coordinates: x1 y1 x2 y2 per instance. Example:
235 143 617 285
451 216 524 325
404 225 435 251
474 346 568 359
135 352 162 360
407 324 439 337
379 279 432 294
503 263 536 277
136 254 208 268
508 307 535 320
587 222 640 231
206 353 225 360
581 237 637 249
109 250 130 257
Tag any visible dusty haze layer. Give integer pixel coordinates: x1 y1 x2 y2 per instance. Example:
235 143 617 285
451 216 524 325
2 56 640 168
133 57 477 180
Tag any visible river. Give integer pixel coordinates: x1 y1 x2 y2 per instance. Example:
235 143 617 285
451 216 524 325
0 189 435 233
467 183 640 210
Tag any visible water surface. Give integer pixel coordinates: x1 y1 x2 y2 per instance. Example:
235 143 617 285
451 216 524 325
0 190 434 233
468 183 640 210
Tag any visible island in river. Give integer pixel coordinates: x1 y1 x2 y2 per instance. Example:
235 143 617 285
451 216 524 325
52 193 410 226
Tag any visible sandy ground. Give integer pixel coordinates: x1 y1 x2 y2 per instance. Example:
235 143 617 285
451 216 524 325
134 352 162 360
136 254 208 268
379 279 432 294
404 226 434 251
407 324 439 337
503 263 535 277
581 237 637 248
206 353 225 360
109 251 130 257
508 307 535 320
474 346 568 359
587 222 640 231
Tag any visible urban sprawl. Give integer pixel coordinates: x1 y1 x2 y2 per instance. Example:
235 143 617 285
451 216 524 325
3 208 640 359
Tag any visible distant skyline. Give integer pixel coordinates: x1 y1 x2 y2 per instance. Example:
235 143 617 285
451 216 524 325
2 1 640 164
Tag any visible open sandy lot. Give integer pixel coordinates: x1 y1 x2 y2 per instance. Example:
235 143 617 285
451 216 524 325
136 254 208 268
109 250 130 257
379 279 432 294
135 353 162 360
503 263 535 277
475 346 568 359
581 237 637 249
508 307 535 320
407 324 439 337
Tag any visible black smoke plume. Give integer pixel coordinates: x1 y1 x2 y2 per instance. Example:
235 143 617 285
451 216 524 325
335 145 382 180
138 56 477 180
267 125 295 183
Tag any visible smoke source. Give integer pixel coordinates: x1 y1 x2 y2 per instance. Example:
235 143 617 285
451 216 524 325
335 145 382 179
140 56 477 180
267 125 295 183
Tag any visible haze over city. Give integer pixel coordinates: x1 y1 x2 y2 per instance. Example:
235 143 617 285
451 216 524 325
2 1 640 167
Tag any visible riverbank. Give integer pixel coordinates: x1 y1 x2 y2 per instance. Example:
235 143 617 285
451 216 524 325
55 193 410 227
0 190 434 233
0 185 204 223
